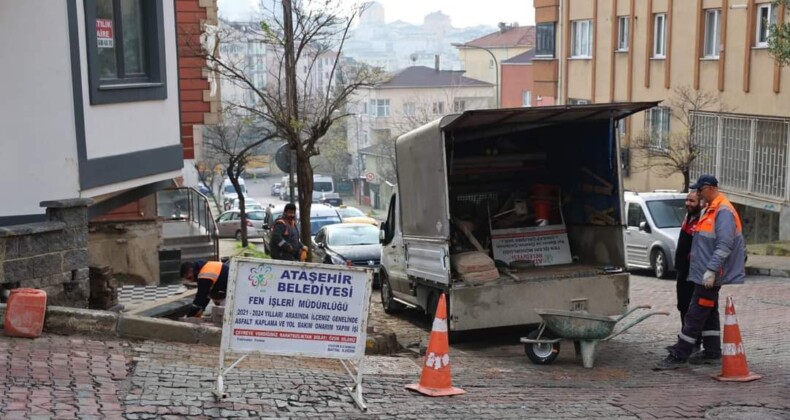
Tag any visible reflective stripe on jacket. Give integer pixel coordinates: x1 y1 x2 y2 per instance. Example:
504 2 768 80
689 194 746 286
197 261 224 285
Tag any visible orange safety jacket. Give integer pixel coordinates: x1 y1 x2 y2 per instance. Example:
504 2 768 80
689 194 746 285
197 261 224 286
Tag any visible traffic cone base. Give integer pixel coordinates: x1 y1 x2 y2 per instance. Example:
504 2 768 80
713 296 761 383
404 294 466 397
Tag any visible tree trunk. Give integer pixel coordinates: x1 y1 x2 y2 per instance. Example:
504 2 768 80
297 152 314 256
682 169 690 193
227 167 249 248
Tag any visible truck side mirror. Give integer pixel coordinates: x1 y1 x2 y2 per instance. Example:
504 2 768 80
379 229 386 243
639 221 651 233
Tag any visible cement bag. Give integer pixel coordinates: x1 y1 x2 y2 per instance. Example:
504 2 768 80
459 268 500 285
451 251 495 274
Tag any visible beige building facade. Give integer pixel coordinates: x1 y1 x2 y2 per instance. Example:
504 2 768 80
534 0 790 242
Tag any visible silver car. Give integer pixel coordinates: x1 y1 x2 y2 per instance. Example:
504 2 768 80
623 191 687 278
215 210 265 240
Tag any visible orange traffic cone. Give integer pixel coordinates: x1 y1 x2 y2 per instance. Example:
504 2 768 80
714 296 762 382
405 294 466 397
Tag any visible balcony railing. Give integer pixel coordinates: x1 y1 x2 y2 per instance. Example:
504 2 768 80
691 112 790 202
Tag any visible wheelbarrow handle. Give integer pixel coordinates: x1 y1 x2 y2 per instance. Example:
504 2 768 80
603 311 670 341
613 305 652 323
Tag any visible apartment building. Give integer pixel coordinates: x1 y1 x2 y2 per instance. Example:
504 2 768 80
347 64 494 208
534 0 790 242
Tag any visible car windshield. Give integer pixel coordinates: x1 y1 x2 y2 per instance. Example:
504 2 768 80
338 207 366 218
247 211 264 220
310 216 342 235
327 225 380 246
646 199 686 228
224 184 246 194
314 181 333 192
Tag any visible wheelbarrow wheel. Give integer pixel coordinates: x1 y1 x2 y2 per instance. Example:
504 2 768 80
524 329 561 364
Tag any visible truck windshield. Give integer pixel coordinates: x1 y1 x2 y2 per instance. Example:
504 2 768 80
646 199 686 228
314 182 333 192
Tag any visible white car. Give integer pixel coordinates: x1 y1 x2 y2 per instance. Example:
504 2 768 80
624 191 687 278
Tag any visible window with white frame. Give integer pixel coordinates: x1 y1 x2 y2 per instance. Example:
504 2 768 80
756 3 778 47
645 107 671 150
522 91 532 107
432 101 445 115
617 16 630 51
704 9 721 58
453 100 466 112
403 102 416 117
369 99 390 117
571 20 593 58
653 14 667 58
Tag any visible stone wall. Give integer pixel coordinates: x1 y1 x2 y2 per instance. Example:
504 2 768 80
0 199 91 307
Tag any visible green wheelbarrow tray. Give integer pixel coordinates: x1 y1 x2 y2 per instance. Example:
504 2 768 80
520 305 669 368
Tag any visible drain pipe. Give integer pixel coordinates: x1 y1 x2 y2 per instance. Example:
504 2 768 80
557 0 564 105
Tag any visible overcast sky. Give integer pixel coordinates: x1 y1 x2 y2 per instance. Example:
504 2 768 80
218 0 536 28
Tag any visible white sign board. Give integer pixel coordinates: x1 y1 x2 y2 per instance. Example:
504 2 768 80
221 258 372 360
491 224 573 266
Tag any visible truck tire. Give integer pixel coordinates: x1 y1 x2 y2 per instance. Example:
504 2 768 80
652 249 670 279
380 272 405 314
524 329 561 364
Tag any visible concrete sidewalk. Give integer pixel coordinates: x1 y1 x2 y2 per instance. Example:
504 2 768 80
746 254 790 278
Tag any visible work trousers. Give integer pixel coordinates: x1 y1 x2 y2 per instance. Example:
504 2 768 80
673 285 721 359
675 269 696 328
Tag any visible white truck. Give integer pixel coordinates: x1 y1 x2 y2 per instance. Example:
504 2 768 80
378 103 658 332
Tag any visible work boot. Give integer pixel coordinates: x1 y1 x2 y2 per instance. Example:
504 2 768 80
654 354 688 370
688 350 721 365
664 343 699 354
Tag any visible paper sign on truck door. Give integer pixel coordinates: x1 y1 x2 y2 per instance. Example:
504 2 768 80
491 224 573 266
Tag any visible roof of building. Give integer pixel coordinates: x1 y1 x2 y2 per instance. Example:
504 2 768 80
379 66 492 88
502 49 536 64
462 26 535 49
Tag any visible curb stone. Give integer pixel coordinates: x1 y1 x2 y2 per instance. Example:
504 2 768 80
0 303 403 354
746 266 790 278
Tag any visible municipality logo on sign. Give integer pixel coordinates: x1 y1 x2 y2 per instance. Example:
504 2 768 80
248 264 273 291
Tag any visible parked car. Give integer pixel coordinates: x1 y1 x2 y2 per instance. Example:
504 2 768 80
261 203 343 253
312 223 381 286
221 177 247 210
215 209 266 240
336 205 378 226
271 183 282 196
230 197 263 211
317 192 343 206
623 191 687 278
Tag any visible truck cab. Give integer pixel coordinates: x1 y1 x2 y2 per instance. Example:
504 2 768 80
379 103 659 332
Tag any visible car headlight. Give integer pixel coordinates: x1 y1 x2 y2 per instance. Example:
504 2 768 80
330 254 346 265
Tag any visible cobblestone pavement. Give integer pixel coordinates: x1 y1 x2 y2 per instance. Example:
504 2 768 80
1 274 788 419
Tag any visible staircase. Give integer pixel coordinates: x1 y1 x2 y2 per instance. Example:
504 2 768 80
157 188 219 285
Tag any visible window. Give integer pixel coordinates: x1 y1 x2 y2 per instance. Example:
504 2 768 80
86 0 167 105
568 98 591 105
627 203 646 228
571 20 593 57
704 9 721 58
403 102 416 116
453 100 466 112
369 99 389 117
756 3 778 47
522 91 532 107
536 23 556 57
653 13 667 58
362 131 370 146
617 16 630 51
645 107 671 150
361 102 368 115
432 101 445 114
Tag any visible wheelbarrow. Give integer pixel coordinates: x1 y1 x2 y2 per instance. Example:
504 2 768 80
520 305 669 368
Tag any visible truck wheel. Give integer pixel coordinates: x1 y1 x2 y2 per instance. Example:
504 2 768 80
524 329 561 364
652 249 669 279
380 273 404 314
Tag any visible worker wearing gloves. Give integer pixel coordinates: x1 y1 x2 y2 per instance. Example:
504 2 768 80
270 203 307 261
655 175 746 370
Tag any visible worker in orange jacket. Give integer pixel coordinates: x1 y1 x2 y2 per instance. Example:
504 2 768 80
181 260 229 317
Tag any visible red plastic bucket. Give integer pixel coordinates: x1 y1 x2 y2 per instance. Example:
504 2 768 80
533 199 554 222
4 288 47 338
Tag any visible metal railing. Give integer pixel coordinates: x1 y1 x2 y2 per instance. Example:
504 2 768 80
691 112 790 202
157 187 219 260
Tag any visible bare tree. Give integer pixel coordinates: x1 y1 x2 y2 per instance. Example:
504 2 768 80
629 86 728 192
194 152 224 210
310 119 351 182
204 110 277 247
195 0 383 250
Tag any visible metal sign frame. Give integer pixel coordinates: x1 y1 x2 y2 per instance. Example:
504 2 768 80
214 257 373 411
